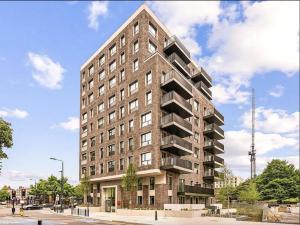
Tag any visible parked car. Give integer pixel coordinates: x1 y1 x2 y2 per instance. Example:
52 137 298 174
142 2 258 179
42 203 54 208
23 204 43 210
50 204 69 210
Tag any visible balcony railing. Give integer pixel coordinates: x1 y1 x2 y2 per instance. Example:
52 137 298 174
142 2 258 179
161 157 193 173
161 135 193 156
167 53 190 77
81 145 87 151
81 131 87 138
81 118 87 125
204 170 221 178
204 155 224 165
162 91 192 112
204 124 224 139
178 185 214 196
194 81 212 100
204 139 224 154
204 108 224 125
161 113 193 137
164 36 191 59
191 67 212 88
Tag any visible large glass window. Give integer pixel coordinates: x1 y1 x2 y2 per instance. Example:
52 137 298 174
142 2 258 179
98 102 104 113
90 165 95 176
99 55 105 66
108 95 116 107
141 152 151 166
129 80 138 95
108 128 115 140
133 22 139 35
108 144 115 156
108 111 116 123
141 112 151 127
148 23 157 37
133 59 139 72
133 40 139 53
89 65 94 76
109 44 116 56
148 40 157 53
109 60 116 73
145 71 152 85
141 132 151 146
149 177 155 190
99 70 105 81
109 76 116 88
108 161 115 172
99 85 105 96
146 91 152 105
129 99 138 112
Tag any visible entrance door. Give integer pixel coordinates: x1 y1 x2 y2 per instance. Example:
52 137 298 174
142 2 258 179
104 187 116 212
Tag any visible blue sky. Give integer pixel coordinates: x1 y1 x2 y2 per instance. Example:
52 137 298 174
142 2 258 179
0 1 299 188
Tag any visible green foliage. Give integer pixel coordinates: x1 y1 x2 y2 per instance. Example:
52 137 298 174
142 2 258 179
236 204 263 222
0 118 13 159
256 159 300 201
0 185 10 201
238 181 260 204
121 163 137 191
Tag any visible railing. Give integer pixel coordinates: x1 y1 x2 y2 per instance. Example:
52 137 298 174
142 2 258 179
161 113 192 131
81 131 87 138
204 139 224 150
204 155 224 165
81 118 87 125
204 170 221 177
178 185 214 195
161 91 192 112
200 67 212 84
161 70 192 93
167 53 190 75
195 81 212 97
81 145 87 151
161 157 192 170
161 135 192 151
164 36 191 58
204 124 224 136
204 108 224 122
71 207 89 217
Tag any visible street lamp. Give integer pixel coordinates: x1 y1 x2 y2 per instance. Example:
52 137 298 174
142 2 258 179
50 157 64 213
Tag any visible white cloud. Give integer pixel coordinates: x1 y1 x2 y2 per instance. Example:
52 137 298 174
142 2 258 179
3 170 42 182
53 117 79 131
148 1 221 56
241 107 299 134
88 1 108 30
269 85 284 98
0 108 28 119
28 52 65 89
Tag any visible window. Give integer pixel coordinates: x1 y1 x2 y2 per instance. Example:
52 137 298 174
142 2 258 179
129 99 138 112
119 141 125 153
137 178 143 190
119 69 125 81
89 108 94 118
99 85 105 96
120 158 124 170
141 132 151 146
100 163 104 174
194 132 199 143
82 98 86 107
149 196 155 205
167 176 173 190
108 111 116 123
100 148 104 159
90 151 95 161
194 163 199 174
168 196 172 204
108 161 115 172
82 112 87 121
120 106 125 118
109 44 116 56
89 123 93 132
141 112 151 127
194 147 199 159
108 128 115 140
129 80 138 95
120 124 125 135
108 95 116 107
120 89 125 100
148 40 157 53
128 155 133 165
141 152 151 166
133 59 139 72
99 70 105 81
90 165 95 176
137 196 143 205
81 72 85 81
88 79 94 90
129 138 134 151
120 52 125 64
133 22 139 35
129 120 134 132
90 137 96 147
82 125 87 134
89 65 94 76
109 76 116 88
149 177 155 190
82 140 87 148
145 71 152 85
120 35 125 47
108 144 115 156
81 167 86 175
81 153 87 160
148 23 157 37
88 93 94 103
133 40 139 53
109 60 116 73
193 100 199 112
145 91 152 105
98 102 104 113
99 55 105 66
100 133 104 143
194 116 199 126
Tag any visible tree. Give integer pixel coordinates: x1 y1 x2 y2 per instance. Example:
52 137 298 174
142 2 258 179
121 163 137 208
0 118 13 159
256 159 300 201
239 180 259 204
0 186 10 201
80 174 90 205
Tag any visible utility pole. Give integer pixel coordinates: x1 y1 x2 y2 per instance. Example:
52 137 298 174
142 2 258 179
50 157 64 213
248 88 256 179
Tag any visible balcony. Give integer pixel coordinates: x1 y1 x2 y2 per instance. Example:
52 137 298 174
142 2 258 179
178 185 214 196
81 118 87 125
81 160 87 165
203 155 224 168
204 124 224 140
161 157 193 174
203 170 222 181
161 135 193 156
161 113 193 138
194 81 212 100
167 53 190 77
164 36 191 64
204 139 224 154
81 145 87 152
204 108 224 126
161 70 192 99
191 67 212 88
161 91 193 118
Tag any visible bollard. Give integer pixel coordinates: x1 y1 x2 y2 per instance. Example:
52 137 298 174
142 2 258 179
38 220 42 225
84 209 87 216
87 208 89 217
77 208 79 216
155 210 157 220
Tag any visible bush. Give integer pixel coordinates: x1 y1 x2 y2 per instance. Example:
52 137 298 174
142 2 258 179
282 197 299 204
236 204 263 222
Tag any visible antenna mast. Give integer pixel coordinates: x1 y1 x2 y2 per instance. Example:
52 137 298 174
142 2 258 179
248 88 256 179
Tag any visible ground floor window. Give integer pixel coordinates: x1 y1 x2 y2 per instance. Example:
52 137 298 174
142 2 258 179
149 196 155 205
179 196 185 204
137 196 143 205
168 196 172 204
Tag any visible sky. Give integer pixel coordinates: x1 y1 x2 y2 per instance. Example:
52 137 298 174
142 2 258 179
0 1 299 188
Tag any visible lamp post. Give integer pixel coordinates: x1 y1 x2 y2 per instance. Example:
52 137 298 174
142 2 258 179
50 157 64 213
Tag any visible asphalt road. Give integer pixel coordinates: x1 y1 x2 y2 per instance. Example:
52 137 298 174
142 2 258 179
0 208 146 225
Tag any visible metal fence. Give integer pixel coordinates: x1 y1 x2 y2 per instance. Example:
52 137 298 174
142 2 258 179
71 207 89 217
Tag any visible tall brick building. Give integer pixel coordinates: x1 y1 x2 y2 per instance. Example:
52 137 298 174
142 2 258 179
79 4 224 212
